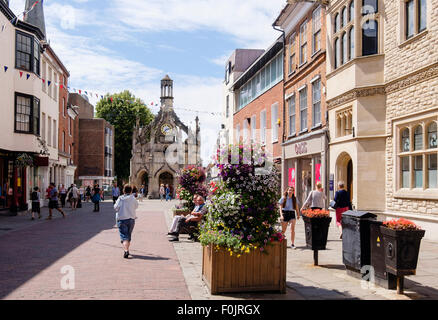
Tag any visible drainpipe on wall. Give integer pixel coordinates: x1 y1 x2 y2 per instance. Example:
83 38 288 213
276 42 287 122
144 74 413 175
272 24 286 193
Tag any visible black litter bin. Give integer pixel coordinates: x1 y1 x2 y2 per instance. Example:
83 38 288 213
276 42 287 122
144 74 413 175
370 220 397 289
342 211 377 272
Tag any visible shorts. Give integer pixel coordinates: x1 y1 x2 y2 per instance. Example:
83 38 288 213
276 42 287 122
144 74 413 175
282 210 296 223
117 219 135 242
49 200 59 209
32 202 40 213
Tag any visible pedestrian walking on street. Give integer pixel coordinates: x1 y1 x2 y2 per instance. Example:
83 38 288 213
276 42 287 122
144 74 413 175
279 187 301 249
139 185 145 202
333 181 352 239
59 184 67 208
67 184 74 209
68 184 79 211
114 184 138 259
301 182 327 211
92 184 101 212
159 184 165 201
165 184 171 202
112 182 120 205
85 185 92 202
30 187 41 220
47 183 66 220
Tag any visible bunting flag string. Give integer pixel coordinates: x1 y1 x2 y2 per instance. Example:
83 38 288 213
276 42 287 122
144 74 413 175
0 67 224 116
9 0 41 25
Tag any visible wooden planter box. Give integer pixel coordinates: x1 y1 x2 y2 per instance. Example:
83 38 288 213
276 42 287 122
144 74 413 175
202 241 287 295
381 227 425 276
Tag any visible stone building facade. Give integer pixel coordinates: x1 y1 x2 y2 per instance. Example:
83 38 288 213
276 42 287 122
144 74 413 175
383 0 438 238
130 76 201 199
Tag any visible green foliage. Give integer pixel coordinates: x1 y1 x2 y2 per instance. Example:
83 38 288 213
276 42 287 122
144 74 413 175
96 91 154 182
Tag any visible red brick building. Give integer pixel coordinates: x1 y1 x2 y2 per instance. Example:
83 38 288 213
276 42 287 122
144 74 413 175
231 37 284 162
68 93 114 189
274 1 329 205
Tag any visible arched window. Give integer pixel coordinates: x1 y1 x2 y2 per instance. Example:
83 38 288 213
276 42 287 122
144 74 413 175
334 13 340 33
342 7 347 27
428 122 437 149
362 20 378 56
414 125 423 150
402 128 410 152
342 32 348 64
349 1 355 22
349 27 355 60
334 38 340 68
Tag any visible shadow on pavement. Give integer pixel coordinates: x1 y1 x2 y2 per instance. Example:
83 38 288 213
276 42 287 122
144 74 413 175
403 278 438 300
286 281 359 300
130 255 170 261
318 264 346 271
0 202 116 299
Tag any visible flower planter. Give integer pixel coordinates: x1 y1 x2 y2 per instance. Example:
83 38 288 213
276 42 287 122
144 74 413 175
202 241 287 295
380 226 425 277
172 209 191 217
303 216 332 251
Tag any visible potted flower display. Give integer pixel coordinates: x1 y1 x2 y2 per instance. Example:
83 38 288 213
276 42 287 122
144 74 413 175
200 144 287 294
301 209 332 265
380 218 425 277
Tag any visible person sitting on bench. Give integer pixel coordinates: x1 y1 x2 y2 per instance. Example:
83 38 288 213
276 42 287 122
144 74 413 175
168 195 206 242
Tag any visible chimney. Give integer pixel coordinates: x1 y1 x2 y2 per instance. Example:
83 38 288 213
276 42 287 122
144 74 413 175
24 0 46 38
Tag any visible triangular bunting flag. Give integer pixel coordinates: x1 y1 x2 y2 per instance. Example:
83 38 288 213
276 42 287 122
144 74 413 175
101 95 103 99
26 74 30 80
4 66 7 72
79 90 81 94
85 91 88 95
48 81 51 86
110 97 113 103
42 79 45 83
19 71 23 78
60 84 63 89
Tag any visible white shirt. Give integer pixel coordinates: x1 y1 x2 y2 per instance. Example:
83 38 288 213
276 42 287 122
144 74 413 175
114 194 138 221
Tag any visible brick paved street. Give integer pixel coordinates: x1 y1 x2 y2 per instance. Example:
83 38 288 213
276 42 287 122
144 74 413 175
1 199 437 300
0 200 190 300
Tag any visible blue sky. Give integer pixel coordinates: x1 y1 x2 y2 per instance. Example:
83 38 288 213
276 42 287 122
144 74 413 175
10 0 286 164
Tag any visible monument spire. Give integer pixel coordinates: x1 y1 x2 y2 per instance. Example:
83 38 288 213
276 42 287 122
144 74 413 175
160 75 174 110
24 0 46 38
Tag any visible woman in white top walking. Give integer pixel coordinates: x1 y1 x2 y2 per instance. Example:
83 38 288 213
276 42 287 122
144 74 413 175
301 182 327 211
114 185 139 259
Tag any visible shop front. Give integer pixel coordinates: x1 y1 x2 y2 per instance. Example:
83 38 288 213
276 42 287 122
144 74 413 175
282 129 329 207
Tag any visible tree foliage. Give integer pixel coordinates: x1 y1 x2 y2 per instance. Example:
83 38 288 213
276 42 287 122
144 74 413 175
96 90 154 183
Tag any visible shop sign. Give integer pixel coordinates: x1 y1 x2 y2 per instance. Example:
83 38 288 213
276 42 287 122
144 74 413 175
294 142 308 155
315 163 321 184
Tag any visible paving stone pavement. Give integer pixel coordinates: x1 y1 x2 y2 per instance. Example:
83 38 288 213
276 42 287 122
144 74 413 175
0 200 190 300
162 201 438 300
1 199 437 300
